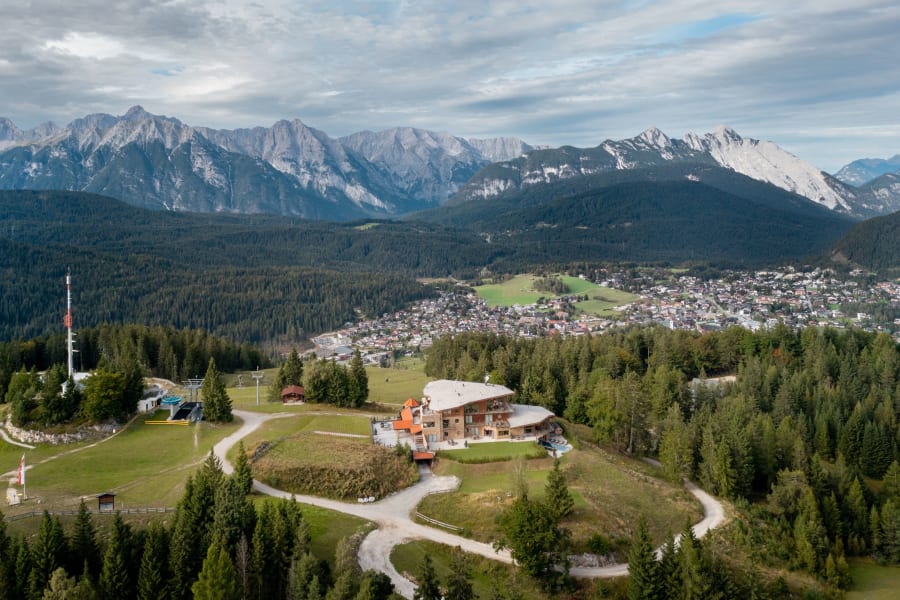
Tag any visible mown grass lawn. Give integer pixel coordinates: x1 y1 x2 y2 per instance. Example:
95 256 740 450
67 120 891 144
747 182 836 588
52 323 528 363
3 413 239 516
846 558 900 599
437 441 548 463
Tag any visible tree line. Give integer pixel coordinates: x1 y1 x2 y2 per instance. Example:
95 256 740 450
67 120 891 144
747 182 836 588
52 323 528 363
424 325 900 590
267 349 369 409
0 450 400 600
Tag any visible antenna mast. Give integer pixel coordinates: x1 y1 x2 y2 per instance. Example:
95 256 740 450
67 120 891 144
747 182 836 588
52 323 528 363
65 270 75 378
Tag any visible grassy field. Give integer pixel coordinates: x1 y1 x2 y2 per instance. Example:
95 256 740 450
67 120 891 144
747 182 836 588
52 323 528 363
574 285 638 317
392 540 552 600
436 441 548 463
475 273 636 316
366 361 432 407
3 412 239 516
846 558 900 599
475 274 544 307
420 446 701 554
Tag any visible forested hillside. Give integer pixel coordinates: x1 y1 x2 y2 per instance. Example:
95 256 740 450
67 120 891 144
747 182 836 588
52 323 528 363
0 191 490 342
416 164 855 266
426 326 900 589
831 209 900 272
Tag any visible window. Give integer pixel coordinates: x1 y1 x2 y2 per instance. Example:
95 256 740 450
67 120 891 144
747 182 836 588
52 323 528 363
442 420 449 428
465 415 473 424
485 414 493 424
424 421 435 428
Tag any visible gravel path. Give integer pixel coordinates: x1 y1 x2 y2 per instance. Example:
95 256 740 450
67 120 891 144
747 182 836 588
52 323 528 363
216 410 725 598
0 426 36 449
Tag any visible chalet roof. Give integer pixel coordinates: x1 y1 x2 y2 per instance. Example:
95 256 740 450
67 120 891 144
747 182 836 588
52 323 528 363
281 385 304 396
506 404 555 429
423 379 514 413
403 398 420 408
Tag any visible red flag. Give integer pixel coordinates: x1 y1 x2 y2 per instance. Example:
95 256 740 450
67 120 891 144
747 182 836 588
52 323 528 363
17 454 24 486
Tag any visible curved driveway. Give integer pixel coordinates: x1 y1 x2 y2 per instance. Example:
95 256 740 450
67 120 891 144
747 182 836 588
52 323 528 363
216 410 725 598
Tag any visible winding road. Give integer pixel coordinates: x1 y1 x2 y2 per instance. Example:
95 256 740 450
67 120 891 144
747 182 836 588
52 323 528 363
216 410 726 598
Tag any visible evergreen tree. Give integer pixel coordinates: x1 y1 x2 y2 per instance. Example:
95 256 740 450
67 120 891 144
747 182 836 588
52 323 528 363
233 440 254 496
14 536 32 600
99 515 132 600
137 523 170 600
69 500 100 580
355 571 393 600
349 349 368 408
544 457 574 521
201 357 233 422
269 349 304 402
412 554 441 600
326 573 355 600
496 493 570 589
31 511 67 594
626 516 658 600
192 541 241 600
678 521 709 600
444 547 475 600
212 476 255 553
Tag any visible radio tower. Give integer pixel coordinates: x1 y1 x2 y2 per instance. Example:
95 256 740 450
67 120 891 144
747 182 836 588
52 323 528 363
65 270 75 378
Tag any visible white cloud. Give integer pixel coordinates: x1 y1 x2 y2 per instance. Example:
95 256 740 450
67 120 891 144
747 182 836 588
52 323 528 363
0 0 898 170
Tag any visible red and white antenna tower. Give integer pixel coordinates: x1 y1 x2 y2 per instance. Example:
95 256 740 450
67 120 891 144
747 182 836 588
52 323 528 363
65 270 75 378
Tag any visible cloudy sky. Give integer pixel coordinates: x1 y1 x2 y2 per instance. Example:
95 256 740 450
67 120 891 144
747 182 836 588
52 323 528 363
1 0 898 172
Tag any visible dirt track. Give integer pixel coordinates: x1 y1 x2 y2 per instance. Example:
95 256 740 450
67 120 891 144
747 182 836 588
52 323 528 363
217 410 725 598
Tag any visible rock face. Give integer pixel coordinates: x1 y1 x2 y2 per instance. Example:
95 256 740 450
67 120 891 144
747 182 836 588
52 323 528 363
0 107 533 219
3 417 110 446
455 126 886 218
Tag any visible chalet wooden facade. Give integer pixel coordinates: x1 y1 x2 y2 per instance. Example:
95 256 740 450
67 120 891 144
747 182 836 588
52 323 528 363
393 380 555 451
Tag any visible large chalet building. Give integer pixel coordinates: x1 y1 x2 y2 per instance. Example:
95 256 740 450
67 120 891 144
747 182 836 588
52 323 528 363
393 379 555 451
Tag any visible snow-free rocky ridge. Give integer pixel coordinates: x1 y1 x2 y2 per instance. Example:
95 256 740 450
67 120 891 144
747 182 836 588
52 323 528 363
215 410 726 598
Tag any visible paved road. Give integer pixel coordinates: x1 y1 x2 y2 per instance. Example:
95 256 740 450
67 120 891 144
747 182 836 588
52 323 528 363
216 410 725 598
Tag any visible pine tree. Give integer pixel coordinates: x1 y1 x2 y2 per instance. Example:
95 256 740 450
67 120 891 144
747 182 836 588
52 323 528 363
269 349 304 402
233 440 254 496
355 571 393 600
14 536 32 600
31 511 67 594
212 477 254 553
412 554 441 600
349 349 368 408
137 523 170 600
201 357 232 422
444 547 475 600
627 516 657 600
69 500 99 581
192 541 241 600
99 515 132 600
544 457 574 521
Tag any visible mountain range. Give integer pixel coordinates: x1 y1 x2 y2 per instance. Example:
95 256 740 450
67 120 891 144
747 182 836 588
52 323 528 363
0 107 897 220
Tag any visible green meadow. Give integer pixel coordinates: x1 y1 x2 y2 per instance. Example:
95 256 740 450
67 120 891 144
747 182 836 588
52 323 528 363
475 273 636 317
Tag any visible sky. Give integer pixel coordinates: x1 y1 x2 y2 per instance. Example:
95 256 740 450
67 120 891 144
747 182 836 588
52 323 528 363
1 0 898 173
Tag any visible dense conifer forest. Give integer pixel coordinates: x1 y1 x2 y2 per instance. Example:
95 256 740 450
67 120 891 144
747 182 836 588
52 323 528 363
0 324 267 427
0 189 877 344
0 453 402 600
427 326 900 591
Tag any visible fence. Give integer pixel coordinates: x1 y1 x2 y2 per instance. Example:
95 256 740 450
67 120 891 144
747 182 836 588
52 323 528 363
412 482 463 533
4 506 176 522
